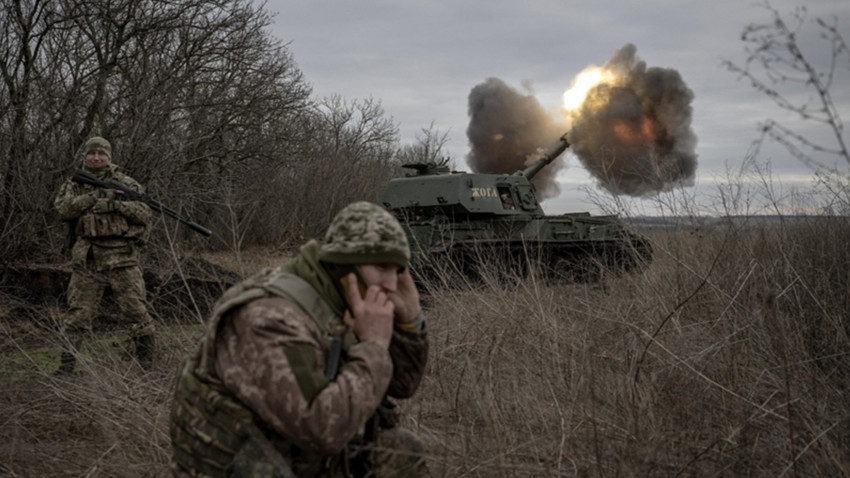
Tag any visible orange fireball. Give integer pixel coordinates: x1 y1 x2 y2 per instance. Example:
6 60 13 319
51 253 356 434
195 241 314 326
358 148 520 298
613 116 658 145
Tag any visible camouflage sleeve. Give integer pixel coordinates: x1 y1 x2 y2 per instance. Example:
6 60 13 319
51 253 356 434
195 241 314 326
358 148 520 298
115 175 153 226
54 180 96 221
386 326 428 399
119 174 146 194
117 199 152 226
215 296 394 455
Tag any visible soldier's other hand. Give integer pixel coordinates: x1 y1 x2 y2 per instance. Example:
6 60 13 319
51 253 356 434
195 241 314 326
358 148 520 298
343 273 394 349
94 197 116 213
389 267 421 325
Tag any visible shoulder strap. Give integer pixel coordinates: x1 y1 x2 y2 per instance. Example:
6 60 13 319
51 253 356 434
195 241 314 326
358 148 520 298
262 273 348 381
198 270 343 378
261 272 338 337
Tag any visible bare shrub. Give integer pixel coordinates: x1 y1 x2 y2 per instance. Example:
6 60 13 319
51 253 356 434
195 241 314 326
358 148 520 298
0 0 316 260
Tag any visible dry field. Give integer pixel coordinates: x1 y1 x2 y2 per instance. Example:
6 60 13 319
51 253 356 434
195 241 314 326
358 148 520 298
2 217 849 477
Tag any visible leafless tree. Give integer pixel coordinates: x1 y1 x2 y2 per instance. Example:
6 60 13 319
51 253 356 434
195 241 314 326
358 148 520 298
251 96 402 246
0 0 315 258
396 122 453 168
1 0 417 260
0 0 60 253
723 2 849 212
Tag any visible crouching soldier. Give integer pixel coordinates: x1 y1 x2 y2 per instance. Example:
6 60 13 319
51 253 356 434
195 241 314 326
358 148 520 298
170 201 430 477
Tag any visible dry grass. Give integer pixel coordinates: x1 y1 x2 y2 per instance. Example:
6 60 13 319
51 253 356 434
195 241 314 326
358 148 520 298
2 217 850 476
196 245 290 278
0 322 201 477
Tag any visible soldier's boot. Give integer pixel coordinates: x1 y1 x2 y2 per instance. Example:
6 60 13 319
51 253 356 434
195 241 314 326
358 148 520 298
54 340 81 376
134 334 155 370
55 350 77 375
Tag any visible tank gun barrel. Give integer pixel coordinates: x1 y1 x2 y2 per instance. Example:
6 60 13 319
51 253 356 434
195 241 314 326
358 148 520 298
521 132 570 180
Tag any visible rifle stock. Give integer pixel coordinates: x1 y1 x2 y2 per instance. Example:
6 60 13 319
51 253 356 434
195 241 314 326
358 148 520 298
71 169 212 237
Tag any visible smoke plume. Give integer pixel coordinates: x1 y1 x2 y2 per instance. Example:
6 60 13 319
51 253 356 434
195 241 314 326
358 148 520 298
567 44 698 196
465 78 565 199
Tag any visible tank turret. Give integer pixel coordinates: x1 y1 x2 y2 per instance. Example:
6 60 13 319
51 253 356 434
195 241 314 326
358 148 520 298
378 133 652 283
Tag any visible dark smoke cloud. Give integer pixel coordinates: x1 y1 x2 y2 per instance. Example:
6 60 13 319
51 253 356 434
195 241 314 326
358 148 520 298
465 78 565 199
568 44 698 196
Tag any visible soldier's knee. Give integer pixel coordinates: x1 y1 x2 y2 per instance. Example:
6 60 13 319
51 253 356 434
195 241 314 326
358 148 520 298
132 322 156 337
65 310 94 332
370 428 429 477
378 428 425 454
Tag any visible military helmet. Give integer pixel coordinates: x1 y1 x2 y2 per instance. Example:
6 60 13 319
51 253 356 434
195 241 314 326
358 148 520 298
85 136 112 158
318 201 410 268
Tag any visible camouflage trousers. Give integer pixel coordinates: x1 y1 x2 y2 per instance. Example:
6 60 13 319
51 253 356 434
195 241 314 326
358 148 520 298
64 263 154 340
357 427 429 478
227 427 429 478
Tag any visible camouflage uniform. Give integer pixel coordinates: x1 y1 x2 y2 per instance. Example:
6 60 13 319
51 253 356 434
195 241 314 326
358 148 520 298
54 137 155 371
170 202 429 477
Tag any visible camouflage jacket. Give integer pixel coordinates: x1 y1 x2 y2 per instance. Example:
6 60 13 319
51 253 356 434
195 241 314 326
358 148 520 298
54 163 152 270
170 243 428 477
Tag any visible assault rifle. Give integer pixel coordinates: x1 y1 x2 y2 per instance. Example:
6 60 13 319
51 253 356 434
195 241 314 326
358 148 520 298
72 169 212 237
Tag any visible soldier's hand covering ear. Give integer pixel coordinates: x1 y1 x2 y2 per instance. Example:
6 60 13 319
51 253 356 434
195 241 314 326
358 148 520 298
389 268 421 325
343 273 394 349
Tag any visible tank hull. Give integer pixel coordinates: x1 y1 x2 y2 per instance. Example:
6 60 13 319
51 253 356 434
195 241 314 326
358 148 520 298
397 212 652 284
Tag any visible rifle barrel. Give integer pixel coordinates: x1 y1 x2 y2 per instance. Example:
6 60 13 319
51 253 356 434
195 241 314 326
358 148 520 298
71 170 212 237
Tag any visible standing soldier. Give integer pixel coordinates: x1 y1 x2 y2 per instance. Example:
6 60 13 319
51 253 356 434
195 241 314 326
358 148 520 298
54 136 155 373
170 201 429 477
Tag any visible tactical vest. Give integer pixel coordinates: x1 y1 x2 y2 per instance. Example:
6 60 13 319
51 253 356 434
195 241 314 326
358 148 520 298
72 170 146 241
170 267 349 478
75 207 130 238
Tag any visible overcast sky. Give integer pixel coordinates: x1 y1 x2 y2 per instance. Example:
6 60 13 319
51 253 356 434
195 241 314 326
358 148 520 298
265 0 850 215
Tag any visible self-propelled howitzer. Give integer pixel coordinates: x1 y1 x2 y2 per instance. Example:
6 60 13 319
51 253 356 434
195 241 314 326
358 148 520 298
377 133 652 283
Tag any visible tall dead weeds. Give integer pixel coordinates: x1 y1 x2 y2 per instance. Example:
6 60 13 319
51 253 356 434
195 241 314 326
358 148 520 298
2 218 849 476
